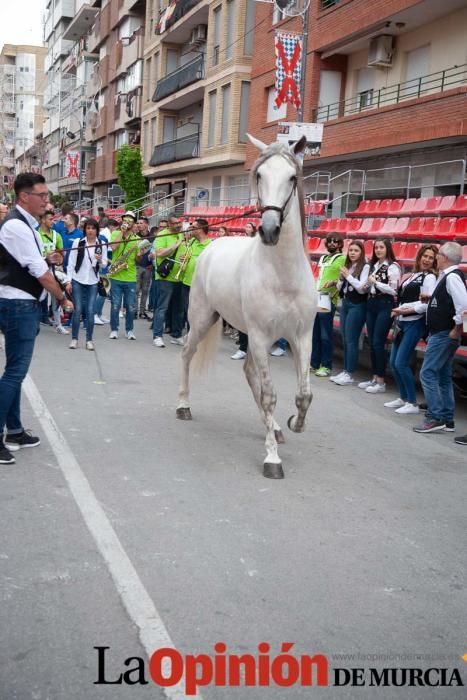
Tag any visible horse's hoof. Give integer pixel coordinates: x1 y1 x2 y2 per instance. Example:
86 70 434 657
274 429 285 444
176 407 192 420
287 415 304 433
263 462 284 479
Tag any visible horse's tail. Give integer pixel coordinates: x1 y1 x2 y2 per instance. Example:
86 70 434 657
192 317 222 376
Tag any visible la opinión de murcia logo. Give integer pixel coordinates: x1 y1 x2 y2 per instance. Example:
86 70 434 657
94 645 465 695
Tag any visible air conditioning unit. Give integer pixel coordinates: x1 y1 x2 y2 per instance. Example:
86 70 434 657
368 35 394 67
190 24 207 45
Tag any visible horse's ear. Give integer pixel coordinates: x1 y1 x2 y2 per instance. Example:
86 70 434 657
247 133 267 152
292 135 307 155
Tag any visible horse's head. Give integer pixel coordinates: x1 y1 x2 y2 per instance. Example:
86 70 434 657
249 134 306 246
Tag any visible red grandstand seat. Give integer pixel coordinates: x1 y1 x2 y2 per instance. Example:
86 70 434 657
377 199 404 216
310 261 319 277
389 198 405 214
402 243 421 262
347 199 371 218
376 199 393 215
380 218 399 235
423 196 443 214
405 217 426 237
335 219 353 233
411 198 429 215
357 218 384 236
368 218 386 234
421 217 440 237
399 198 417 216
392 242 406 259
451 194 467 215
342 238 351 254
318 218 333 232
437 195 457 214
366 200 381 214
363 240 374 257
437 217 457 239
307 237 321 253
461 246 467 262
394 217 410 235
316 238 328 254
455 218 467 234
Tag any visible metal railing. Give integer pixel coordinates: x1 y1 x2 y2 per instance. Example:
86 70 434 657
149 133 200 167
152 55 204 102
315 63 467 122
364 159 466 198
320 0 340 9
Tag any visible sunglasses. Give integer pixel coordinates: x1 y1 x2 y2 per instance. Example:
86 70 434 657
327 238 340 244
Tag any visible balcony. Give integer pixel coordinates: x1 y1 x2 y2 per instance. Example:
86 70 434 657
120 32 145 74
86 151 117 184
44 12 53 41
149 133 199 166
53 0 74 28
2 156 15 168
2 101 15 114
315 64 467 122
62 3 100 42
153 55 204 102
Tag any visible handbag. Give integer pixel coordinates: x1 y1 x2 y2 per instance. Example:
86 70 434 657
97 279 107 298
157 257 175 278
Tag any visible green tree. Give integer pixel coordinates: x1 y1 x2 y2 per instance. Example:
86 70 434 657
115 145 146 210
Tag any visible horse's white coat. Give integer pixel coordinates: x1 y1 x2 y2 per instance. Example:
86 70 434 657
177 139 318 477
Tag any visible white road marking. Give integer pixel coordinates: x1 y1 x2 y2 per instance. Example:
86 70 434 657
23 375 202 700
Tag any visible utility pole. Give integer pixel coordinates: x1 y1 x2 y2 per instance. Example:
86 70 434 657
297 5 309 123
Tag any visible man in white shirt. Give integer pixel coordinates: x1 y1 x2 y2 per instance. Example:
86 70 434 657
0 173 73 465
413 242 467 435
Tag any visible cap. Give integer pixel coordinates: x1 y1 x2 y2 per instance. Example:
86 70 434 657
123 210 137 221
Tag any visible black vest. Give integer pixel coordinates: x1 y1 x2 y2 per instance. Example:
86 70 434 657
399 272 429 305
426 269 465 333
0 207 43 300
340 267 368 304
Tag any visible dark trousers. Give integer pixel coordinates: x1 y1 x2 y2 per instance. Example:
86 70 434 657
340 298 367 374
153 280 183 339
311 304 336 369
0 299 40 437
366 297 394 377
239 332 248 353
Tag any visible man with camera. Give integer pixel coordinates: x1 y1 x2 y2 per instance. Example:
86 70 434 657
151 214 184 348
0 173 74 465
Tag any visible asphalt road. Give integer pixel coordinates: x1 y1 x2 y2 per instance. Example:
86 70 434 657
1 313 466 700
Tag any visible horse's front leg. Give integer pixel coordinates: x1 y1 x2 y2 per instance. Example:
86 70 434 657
243 353 285 444
288 333 313 433
248 339 284 479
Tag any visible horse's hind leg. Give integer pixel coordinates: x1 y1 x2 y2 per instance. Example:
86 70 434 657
287 334 313 433
243 353 285 443
177 307 219 420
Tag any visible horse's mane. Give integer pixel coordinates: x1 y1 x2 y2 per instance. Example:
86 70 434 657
251 142 307 248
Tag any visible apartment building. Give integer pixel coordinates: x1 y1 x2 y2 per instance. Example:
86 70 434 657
0 44 47 198
247 0 467 204
84 0 146 203
141 0 255 208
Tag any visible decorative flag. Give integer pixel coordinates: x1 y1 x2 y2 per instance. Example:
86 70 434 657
274 31 303 110
66 151 79 178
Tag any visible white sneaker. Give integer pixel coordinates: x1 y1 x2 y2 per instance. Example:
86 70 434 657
231 350 246 360
126 331 136 340
170 337 184 346
330 371 345 383
100 316 110 323
384 398 405 409
153 337 165 347
86 340 95 351
365 382 386 394
333 372 355 386
69 339 78 349
55 325 69 335
270 347 286 357
358 379 376 389
109 331 118 339
395 402 419 415
94 315 104 325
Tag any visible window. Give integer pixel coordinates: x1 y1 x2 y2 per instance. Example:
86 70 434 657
163 116 176 142
317 70 341 120
267 86 286 122
211 175 222 206
238 81 250 142
227 174 249 205
143 120 150 162
244 0 254 55
356 67 374 111
151 117 157 151
207 90 217 147
146 58 152 100
226 0 236 60
212 6 222 66
166 48 179 75
220 84 231 144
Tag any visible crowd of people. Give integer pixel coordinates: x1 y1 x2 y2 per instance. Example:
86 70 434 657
0 173 466 466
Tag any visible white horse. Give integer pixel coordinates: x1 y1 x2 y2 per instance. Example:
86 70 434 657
176 135 318 478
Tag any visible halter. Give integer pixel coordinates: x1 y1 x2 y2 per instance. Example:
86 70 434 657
257 173 298 227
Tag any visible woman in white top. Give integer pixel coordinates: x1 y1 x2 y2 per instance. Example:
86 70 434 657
384 244 438 414
66 218 107 351
359 238 401 394
332 241 370 385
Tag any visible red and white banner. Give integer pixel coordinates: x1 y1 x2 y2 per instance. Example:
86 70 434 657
66 151 79 178
274 31 303 111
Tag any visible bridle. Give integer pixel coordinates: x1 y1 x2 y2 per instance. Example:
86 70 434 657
256 167 298 227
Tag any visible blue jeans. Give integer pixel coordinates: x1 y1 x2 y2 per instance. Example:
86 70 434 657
390 318 426 404
110 280 136 333
420 330 459 422
94 293 106 317
311 304 336 369
72 281 98 341
0 298 41 436
340 298 367 374
366 297 394 378
153 280 183 339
